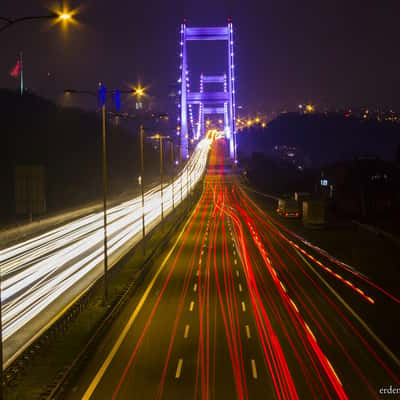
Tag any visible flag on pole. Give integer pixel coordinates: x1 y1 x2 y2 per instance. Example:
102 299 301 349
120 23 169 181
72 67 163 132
10 53 24 95
10 57 22 78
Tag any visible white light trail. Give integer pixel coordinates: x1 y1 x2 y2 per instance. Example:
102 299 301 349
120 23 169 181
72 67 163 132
0 139 211 354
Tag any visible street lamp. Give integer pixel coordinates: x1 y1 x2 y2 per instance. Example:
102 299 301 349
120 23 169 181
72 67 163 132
139 125 146 254
149 134 170 225
177 143 183 203
170 142 175 211
63 86 133 304
103 109 168 255
132 83 146 110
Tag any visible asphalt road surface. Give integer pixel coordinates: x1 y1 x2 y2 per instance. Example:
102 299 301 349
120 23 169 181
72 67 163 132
66 139 400 400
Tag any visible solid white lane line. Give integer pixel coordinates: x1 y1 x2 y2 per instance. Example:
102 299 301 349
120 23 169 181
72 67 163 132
175 359 184 378
193 283 197 292
238 283 243 292
189 301 195 312
241 301 246 312
245 325 251 339
184 325 190 339
251 359 258 379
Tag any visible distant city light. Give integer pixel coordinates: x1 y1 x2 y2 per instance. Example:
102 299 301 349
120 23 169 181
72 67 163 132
306 104 315 113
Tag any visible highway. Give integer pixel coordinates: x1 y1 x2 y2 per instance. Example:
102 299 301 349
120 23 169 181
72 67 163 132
66 139 400 399
0 138 210 366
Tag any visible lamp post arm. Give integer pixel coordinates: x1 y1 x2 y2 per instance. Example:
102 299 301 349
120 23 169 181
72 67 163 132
0 14 57 33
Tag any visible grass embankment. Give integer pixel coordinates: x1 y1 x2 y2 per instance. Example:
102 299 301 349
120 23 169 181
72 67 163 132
5 186 203 400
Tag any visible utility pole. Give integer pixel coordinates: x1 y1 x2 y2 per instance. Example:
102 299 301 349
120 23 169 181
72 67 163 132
171 142 175 210
139 124 146 254
186 164 189 208
101 103 108 304
160 136 164 223
178 144 183 203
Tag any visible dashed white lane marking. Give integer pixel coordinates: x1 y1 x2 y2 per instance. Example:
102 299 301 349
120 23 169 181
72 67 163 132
184 325 190 339
241 301 246 312
245 325 251 339
175 359 184 378
234 259 237 265
196 270 199 276
236 270 240 277
189 301 195 312
233 250 236 256
238 283 243 292
193 283 197 292
251 359 258 379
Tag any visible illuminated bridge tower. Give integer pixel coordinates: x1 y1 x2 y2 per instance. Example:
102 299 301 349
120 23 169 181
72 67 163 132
178 22 237 160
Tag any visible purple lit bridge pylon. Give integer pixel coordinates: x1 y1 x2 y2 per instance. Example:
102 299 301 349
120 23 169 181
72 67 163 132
178 22 237 161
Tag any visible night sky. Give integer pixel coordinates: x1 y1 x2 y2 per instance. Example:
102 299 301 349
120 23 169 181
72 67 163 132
1 0 400 112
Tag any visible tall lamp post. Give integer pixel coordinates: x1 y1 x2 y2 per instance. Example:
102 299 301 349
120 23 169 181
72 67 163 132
178 143 183 203
100 102 108 302
139 124 146 254
149 134 170 225
64 86 136 304
170 142 175 211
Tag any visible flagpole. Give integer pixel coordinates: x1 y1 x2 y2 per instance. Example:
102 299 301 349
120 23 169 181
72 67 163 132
20 51 23 96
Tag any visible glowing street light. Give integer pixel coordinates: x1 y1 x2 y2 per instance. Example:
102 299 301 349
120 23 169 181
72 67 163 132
134 85 145 98
132 84 146 110
58 12 72 21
